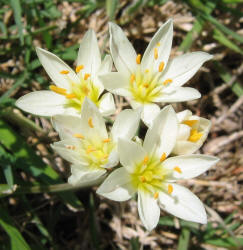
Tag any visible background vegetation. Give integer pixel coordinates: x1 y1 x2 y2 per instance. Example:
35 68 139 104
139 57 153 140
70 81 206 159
0 0 242 249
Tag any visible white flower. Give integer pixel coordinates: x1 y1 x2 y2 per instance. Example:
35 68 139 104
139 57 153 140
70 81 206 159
97 105 219 231
16 30 115 117
173 110 211 155
51 98 140 185
99 19 213 126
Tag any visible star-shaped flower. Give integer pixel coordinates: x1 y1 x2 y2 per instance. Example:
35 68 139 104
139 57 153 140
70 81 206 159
99 19 212 126
51 98 140 185
16 30 115 117
173 109 211 155
97 105 219 231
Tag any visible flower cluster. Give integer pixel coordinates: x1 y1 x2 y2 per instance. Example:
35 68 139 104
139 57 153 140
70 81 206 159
16 19 219 231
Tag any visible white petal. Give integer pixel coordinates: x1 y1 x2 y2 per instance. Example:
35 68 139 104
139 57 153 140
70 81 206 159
159 184 207 224
143 105 178 157
177 124 191 140
109 22 137 76
177 110 192 122
36 47 79 89
51 140 87 165
138 191 160 231
16 91 66 116
160 52 213 87
141 19 173 72
99 72 131 97
98 92 116 116
68 165 106 186
163 154 219 180
77 29 101 76
81 98 107 138
118 138 147 173
111 109 141 142
97 167 135 201
51 114 83 140
141 103 160 128
95 54 113 93
155 87 201 102
103 150 119 169
172 141 201 155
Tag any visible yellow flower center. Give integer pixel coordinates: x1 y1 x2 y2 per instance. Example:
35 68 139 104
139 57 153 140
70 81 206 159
49 66 100 112
66 119 115 170
182 119 203 143
130 154 182 198
129 47 173 104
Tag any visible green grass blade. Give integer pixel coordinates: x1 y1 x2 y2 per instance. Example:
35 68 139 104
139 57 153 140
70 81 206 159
106 0 119 20
0 207 31 250
213 29 243 55
177 227 191 250
10 0 24 45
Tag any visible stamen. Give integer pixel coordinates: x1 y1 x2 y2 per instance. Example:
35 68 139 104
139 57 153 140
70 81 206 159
49 85 67 95
182 120 198 127
86 146 96 154
156 42 161 46
136 54 141 64
174 166 182 173
143 155 149 164
143 83 149 88
103 154 109 159
130 74 135 84
103 138 111 143
88 118 94 128
168 184 173 194
66 93 76 99
163 79 172 86
158 61 165 72
145 69 149 73
65 145 76 150
60 70 69 74
84 73 91 80
160 152 166 162
188 129 203 142
73 133 84 139
82 86 90 95
154 48 158 60
140 176 146 183
75 65 84 73
154 192 159 199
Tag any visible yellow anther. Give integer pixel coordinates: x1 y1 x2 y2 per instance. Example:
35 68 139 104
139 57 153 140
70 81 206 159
73 133 84 139
143 83 149 88
143 155 149 164
103 154 109 159
154 192 159 199
86 146 96 154
163 79 172 86
103 138 111 143
168 184 173 194
140 176 146 183
65 145 76 150
188 129 203 142
174 166 182 174
84 73 91 80
160 152 166 162
156 42 161 47
65 93 76 99
60 70 69 74
145 69 149 73
75 65 84 73
154 48 158 60
182 120 198 127
88 117 94 128
49 85 67 95
130 74 135 84
136 54 141 64
158 61 165 72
